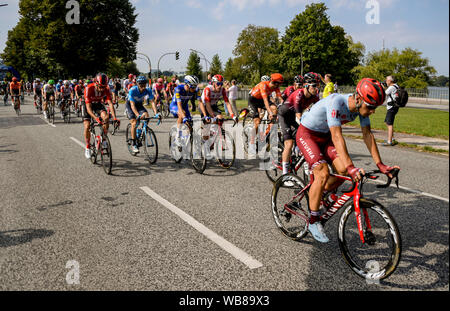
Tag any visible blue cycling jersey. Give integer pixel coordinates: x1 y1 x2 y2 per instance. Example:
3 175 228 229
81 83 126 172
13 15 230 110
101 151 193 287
300 93 371 133
127 85 154 105
170 84 200 110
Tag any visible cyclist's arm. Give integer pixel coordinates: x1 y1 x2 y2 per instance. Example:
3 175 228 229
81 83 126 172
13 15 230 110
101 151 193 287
177 100 186 119
361 125 382 165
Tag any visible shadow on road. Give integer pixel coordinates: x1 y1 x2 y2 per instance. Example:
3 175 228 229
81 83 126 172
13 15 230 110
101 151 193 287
0 229 55 248
303 183 449 290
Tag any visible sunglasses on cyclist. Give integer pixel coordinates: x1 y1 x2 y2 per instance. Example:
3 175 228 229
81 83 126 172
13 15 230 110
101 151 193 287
215 82 223 86
307 83 318 88
364 102 378 110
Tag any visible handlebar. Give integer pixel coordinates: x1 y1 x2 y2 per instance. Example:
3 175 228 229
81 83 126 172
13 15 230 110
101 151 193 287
340 168 400 193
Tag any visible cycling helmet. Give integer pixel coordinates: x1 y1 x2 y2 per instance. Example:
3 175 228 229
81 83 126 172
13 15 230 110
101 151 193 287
95 73 109 87
270 73 284 83
261 75 270 82
356 78 386 107
58 79 63 83
157 78 164 83
12 77 18 82
184 75 199 88
36 78 40 82
136 76 148 84
48 80 55 85
212 74 224 83
303 72 320 85
72 79 77 84
64 80 70 86
294 75 304 84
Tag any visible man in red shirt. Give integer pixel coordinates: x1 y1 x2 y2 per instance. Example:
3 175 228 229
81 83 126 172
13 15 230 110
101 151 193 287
82 73 118 159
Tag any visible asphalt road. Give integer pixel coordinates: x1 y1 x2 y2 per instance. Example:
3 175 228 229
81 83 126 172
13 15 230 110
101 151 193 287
0 97 448 291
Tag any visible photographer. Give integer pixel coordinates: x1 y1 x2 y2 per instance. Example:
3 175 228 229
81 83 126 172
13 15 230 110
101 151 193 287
383 76 399 146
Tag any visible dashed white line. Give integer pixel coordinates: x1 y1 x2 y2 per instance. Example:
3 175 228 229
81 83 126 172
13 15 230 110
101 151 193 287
70 137 85 148
140 186 264 270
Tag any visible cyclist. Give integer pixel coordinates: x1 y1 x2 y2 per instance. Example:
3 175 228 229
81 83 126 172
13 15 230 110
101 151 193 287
166 77 177 100
170 75 201 145
74 80 85 112
33 78 43 109
123 74 134 91
153 77 169 110
126 76 158 154
278 72 321 176
9 77 21 110
248 73 283 140
26 81 32 96
42 80 56 119
281 75 304 101
296 78 400 243
59 80 73 118
82 73 118 159
199 74 237 123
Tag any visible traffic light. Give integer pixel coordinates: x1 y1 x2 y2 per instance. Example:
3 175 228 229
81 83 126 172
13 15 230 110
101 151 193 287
175 51 179 60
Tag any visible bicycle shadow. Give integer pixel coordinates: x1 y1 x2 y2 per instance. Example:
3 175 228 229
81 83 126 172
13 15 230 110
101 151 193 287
0 143 18 154
304 183 449 290
0 229 55 248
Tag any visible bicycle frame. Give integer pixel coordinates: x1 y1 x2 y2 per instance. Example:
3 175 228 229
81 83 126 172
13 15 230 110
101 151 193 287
284 173 372 244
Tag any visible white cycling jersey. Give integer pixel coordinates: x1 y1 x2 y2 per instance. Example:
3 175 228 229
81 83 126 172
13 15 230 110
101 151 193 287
43 84 55 94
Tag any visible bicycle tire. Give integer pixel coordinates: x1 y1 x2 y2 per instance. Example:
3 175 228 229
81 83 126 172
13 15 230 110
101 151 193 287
100 134 112 175
264 141 285 183
125 124 136 156
162 103 170 118
89 132 98 165
215 129 235 169
169 127 183 163
338 198 402 280
143 126 158 164
191 134 207 174
271 174 310 241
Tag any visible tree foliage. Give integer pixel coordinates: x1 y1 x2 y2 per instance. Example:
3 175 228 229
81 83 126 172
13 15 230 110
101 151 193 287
233 25 280 85
209 54 223 76
186 51 203 81
1 0 139 79
279 3 363 85
352 48 437 88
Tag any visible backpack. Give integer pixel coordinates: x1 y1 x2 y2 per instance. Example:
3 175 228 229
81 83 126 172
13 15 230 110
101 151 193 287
390 85 408 108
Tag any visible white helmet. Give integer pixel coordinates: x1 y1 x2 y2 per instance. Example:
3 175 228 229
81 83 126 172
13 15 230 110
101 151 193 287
36 78 40 82
261 75 270 82
64 80 70 86
184 75 199 88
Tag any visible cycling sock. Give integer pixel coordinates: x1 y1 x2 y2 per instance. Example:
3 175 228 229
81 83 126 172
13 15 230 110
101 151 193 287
282 162 289 175
310 211 321 224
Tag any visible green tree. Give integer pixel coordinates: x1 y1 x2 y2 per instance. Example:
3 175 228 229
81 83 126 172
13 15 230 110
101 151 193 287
352 48 437 88
186 51 203 81
2 0 139 79
209 54 223 76
233 24 280 85
279 2 363 85
430 75 449 87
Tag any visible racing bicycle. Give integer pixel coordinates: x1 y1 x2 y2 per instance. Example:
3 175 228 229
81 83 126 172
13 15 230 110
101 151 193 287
126 115 161 164
271 168 402 280
89 119 113 175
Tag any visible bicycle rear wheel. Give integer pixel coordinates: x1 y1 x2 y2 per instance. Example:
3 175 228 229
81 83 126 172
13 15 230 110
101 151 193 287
271 174 310 241
191 134 207 174
338 199 402 280
143 126 158 164
169 127 183 163
100 135 112 175
215 129 235 169
89 132 98 165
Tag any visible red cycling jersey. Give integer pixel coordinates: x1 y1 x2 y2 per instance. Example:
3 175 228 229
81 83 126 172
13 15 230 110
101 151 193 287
201 85 229 105
84 83 111 105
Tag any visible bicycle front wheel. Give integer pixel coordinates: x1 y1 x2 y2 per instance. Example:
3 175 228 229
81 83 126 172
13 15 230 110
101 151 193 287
100 135 113 175
338 199 402 280
271 174 310 241
215 129 235 169
143 126 158 164
191 134 206 174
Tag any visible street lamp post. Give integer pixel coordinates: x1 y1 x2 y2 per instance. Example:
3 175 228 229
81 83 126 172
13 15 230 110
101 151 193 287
189 49 210 82
137 53 152 78
299 48 304 76
157 52 178 78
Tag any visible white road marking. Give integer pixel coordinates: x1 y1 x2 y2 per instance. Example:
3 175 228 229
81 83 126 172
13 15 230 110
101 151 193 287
42 117 56 128
70 137 85 148
372 179 449 203
140 186 264 270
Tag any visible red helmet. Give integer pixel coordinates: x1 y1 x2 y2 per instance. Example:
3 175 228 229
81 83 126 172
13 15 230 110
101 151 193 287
95 73 109 87
157 78 164 83
128 74 134 80
270 73 284 83
356 78 386 107
12 77 18 82
212 74 224 83
304 72 321 85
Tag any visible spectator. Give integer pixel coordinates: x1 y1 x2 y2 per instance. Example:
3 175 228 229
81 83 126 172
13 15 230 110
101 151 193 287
383 75 399 146
321 74 335 98
227 80 239 118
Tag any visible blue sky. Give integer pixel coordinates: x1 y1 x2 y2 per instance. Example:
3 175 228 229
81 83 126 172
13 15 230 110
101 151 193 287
1 0 449 76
